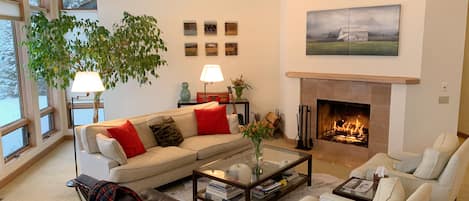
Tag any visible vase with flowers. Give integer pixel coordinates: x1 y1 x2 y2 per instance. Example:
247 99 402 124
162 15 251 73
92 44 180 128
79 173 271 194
241 120 274 174
231 74 252 100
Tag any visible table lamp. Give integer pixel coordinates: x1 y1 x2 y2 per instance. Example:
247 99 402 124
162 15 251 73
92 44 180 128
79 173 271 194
66 71 105 187
200 64 224 102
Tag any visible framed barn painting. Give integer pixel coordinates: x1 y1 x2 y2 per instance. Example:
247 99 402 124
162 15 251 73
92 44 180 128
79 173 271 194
306 5 401 56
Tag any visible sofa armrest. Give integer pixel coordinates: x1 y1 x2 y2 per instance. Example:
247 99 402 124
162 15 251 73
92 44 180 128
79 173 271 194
319 193 354 201
388 151 421 161
78 151 119 180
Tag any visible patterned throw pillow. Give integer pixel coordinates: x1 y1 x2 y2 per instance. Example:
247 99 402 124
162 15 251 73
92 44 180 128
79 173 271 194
148 117 184 147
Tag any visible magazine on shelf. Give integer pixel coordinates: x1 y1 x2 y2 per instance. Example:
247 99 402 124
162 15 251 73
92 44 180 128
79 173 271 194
205 192 245 201
206 180 243 200
341 178 373 193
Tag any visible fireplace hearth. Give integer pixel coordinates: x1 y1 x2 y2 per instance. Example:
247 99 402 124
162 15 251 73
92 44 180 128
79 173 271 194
317 99 370 147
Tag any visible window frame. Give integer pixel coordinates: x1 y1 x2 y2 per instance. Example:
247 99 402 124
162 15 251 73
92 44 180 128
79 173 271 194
67 101 104 128
0 20 32 162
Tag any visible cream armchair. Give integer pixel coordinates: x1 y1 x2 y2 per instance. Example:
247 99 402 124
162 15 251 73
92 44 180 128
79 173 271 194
299 182 432 201
350 134 469 201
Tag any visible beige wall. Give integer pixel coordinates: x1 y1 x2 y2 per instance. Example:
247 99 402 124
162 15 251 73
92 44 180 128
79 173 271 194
98 0 467 153
279 0 467 153
404 0 467 152
98 0 281 119
279 0 427 151
459 5 469 135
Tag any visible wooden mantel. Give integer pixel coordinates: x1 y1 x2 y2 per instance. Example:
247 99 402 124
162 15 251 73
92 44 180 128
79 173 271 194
286 71 420 84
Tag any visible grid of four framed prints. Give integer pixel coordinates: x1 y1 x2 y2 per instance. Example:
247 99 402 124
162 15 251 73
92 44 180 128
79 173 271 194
184 21 238 56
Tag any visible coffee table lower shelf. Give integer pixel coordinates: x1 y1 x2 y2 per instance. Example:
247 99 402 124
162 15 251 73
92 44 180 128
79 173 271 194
196 174 308 201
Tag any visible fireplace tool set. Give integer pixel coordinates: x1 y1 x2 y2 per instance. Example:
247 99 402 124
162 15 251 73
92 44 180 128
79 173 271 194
296 105 313 150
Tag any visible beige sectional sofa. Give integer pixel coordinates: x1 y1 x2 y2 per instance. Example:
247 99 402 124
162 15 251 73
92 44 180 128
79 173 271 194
75 102 250 191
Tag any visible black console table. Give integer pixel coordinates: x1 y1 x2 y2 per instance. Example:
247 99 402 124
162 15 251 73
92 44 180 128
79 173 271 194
177 99 250 125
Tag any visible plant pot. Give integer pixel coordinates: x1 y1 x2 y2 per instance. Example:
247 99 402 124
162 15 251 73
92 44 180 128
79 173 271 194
234 86 244 100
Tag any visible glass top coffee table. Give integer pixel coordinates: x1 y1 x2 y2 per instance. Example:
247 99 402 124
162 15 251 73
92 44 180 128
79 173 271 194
192 145 312 201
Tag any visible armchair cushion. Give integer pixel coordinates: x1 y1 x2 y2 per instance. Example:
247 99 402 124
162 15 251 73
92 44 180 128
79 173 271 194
96 133 127 165
373 177 405 201
413 148 450 179
432 133 459 155
394 155 422 173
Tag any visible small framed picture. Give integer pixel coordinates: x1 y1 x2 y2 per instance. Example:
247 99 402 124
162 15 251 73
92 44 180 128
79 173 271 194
204 21 217 35
225 22 238 35
185 43 198 56
225 43 238 56
183 22 197 36
205 43 218 56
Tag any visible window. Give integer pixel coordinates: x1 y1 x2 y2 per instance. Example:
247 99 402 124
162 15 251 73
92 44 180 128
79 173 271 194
38 78 55 137
0 19 30 160
29 0 41 7
61 0 97 10
68 99 104 127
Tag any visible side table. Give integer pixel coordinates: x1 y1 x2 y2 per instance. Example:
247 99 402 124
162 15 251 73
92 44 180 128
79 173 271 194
177 99 250 125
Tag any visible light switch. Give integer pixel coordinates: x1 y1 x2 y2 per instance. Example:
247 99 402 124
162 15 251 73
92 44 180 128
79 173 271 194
439 96 449 104
441 81 448 92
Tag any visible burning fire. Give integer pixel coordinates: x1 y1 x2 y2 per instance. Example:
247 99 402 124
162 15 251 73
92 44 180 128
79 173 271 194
325 117 368 144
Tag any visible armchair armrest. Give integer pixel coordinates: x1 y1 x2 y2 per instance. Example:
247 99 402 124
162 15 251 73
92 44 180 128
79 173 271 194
319 193 354 201
388 151 421 161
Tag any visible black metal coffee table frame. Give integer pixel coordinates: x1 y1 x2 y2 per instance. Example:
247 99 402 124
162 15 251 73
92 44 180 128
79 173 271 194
192 146 312 201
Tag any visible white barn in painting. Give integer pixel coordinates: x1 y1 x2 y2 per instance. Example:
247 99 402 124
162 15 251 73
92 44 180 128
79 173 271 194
337 27 368 42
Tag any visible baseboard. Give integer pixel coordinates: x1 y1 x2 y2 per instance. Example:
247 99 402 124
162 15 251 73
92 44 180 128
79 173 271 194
458 131 469 139
64 135 74 140
283 134 297 145
0 136 66 189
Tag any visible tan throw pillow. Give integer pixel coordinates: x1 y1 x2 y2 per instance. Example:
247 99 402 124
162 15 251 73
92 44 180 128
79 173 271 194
96 133 127 165
148 116 184 147
227 114 240 134
171 112 198 138
432 133 460 155
373 177 405 201
413 148 450 179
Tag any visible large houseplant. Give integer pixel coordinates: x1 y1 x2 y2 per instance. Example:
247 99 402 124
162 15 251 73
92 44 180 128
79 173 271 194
23 11 167 122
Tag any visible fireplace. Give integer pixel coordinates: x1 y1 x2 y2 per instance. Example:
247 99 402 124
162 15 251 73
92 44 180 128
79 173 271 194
316 99 370 147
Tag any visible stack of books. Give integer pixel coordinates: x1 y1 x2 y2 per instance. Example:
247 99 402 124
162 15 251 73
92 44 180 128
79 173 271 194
205 180 244 201
252 179 282 199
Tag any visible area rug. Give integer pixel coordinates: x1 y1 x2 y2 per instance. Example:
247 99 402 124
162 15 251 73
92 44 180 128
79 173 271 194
159 173 344 201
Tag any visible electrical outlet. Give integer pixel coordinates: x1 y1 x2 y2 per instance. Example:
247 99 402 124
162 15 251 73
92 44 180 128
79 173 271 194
439 96 450 104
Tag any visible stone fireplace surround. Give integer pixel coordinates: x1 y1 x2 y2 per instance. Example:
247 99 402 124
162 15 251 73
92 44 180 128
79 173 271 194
287 72 420 164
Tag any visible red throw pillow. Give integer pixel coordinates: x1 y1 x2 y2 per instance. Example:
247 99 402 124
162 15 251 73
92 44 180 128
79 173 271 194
194 105 231 135
107 120 146 158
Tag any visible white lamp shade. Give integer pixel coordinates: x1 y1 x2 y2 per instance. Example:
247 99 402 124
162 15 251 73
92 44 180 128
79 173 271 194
200 64 224 82
71 72 105 93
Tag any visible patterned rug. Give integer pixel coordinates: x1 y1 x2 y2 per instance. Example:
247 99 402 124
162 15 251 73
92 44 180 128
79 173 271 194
159 173 344 201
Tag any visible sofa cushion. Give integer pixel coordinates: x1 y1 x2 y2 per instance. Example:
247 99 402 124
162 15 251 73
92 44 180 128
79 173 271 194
107 120 146 158
77 102 219 153
179 134 250 159
413 148 450 179
148 101 220 138
109 146 197 183
96 133 128 165
148 116 184 147
432 133 459 155
194 105 231 135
